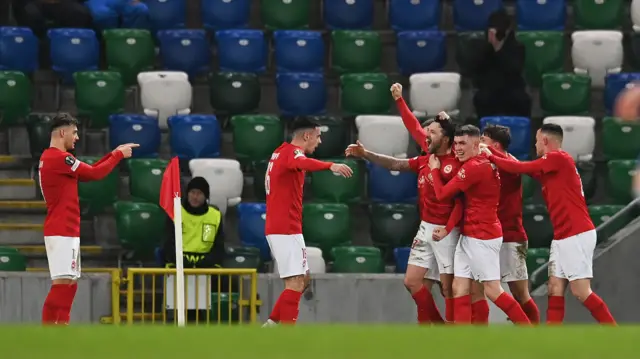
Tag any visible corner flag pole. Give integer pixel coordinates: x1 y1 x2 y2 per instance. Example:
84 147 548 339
173 194 186 327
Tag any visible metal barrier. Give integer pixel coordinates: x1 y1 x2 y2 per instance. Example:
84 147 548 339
125 268 259 325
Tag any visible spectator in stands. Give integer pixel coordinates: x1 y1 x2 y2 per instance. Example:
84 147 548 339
85 0 150 30
12 0 93 38
472 10 531 119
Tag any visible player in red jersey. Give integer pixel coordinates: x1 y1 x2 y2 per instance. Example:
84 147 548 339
262 118 353 327
482 123 616 325
39 114 137 325
428 124 530 325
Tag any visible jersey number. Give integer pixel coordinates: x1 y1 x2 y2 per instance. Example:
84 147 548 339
265 161 274 196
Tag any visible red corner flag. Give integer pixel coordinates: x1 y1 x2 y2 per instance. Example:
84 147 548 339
160 157 181 220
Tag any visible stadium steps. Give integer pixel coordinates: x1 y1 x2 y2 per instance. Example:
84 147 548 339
0 200 46 214
0 178 37 200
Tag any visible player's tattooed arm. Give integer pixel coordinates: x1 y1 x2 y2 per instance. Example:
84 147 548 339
363 150 411 171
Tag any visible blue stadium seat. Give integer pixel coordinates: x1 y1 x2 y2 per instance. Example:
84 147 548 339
237 203 270 261
323 0 374 29
144 0 186 32
388 0 441 31
480 116 532 159
396 31 446 76
0 27 38 73
276 72 327 116
157 29 210 76
109 114 161 158
604 73 640 114
215 30 267 73
393 247 411 273
48 29 99 82
516 0 565 31
367 163 418 203
201 0 250 30
453 0 503 31
273 30 324 73
167 114 221 159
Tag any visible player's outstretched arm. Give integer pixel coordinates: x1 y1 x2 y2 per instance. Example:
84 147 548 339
489 153 552 175
77 143 138 181
345 140 412 172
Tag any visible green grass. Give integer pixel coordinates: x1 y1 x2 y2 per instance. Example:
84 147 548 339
0 325 637 358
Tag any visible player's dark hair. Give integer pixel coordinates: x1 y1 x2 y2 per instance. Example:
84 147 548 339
50 113 78 132
421 115 456 148
291 117 318 134
482 124 511 149
540 123 564 140
455 124 481 138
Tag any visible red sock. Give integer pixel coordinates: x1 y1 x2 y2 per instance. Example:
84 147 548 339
411 285 443 324
56 283 78 325
583 292 616 325
546 296 565 324
42 284 66 324
471 299 490 325
445 297 455 323
453 295 472 324
493 292 531 325
269 296 282 323
520 298 540 324
277 289 302 325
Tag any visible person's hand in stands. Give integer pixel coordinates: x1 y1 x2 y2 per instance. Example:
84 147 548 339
488 29 505 52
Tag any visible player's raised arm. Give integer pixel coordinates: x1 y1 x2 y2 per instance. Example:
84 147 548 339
345 140 412 172
76 144 137 181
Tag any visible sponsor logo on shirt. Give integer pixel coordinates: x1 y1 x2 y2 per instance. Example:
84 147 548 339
293 149 304 159
457 168 466 180
65 155 76 167
443 164 452 174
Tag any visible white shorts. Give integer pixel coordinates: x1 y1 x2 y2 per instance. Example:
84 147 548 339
408 221 460 277
266 234 309 279
548 230 596 281
44 236 81 280
499 241 529 283
454 236 502 282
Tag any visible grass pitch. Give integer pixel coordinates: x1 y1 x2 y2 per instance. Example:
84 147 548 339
1 325 635 359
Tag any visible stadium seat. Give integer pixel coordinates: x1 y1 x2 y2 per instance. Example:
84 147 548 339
602 116 640 160
516 0 565 31
310 158 360 202
209 72 260 115
167 114 222 159
48 29 99 82
0 250 26 271
230 115 284 165
103 29 155 86
323 0 373 29
189 159 244 207
396 31 446 76
331 246 384 273
355 115 410 157
273 30 324 73
74 71 125 128
589 204 624 228
388 0 441 31
522 174 536 200
307 247 327 274
0 71 31 126
526 248 549 279
522 204 554 248
543 116 595 161
578 160 597 201
480 116 531 159
455 32 486 76
127 158 169 204
252 160 268 200
571 30 623 88
340 73 390 115
157 29 211 76
604 73 640 114
236 203 270 261
109 114 161 158
77 156 119 215
540 73 591 115
589 204 636 243
223 246 261 269
574 0 623 29
516 31 565 87
393 247 411 273
27 114 53 157
367 163 418 203
633 0 640 32
114 201 166 257
215 30 267 73
302 203 351 257
138 71 192 130
409 72 461 117
201 0 250 30
276 72 327 116
261 0 310 29
144 0 186 32
453 0 503 31
607 160 636 204
0 27 38 74
310 116 347 159
332 30 381 73
370 203 420 250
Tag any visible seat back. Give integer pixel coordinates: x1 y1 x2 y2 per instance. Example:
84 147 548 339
453 0 503 31
157 29 211 76
276 72 326 116
189 159 243 206
543 116 596 161
409 72 461 117
396 31 446 76
215 30 267 73
355 115 410 157
201 0 251 30
571 30 623 87
167 114 221 159
389 0 440 31
273 30 324 73
323 0 373 29
516 0 566 31
145 0 186 31
138 71 192 129
0 27 38 73
109 114 161 158
479 116 532 158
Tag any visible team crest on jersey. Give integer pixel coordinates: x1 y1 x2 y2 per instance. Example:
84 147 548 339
64 155 76 166
443 164 452 174
542 154 547 160
457 168 466 179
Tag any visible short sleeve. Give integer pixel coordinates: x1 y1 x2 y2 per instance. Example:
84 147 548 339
407 157 420 173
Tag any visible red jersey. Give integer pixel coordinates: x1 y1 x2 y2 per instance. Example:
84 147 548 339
489 150 594 240
490 149 528 243
264 143 333 235
39 148 124 237
431 156 502 240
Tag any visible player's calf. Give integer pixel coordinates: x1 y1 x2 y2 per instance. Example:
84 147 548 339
268 275 305 325
439 274 455 323
404 265 443 324
508 280 540 324
483 280 530 325
470 281 489 325
42 278 77 325
451 276 473 324
569 278 616 325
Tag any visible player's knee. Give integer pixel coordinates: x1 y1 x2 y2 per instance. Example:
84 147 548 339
568 279 592 302
439 275 454 298
547 278 566 297
509 281 531 304
481 281 503 301
403 275 423 293
283 275 305 292
452 277 471 297
52 277 75 285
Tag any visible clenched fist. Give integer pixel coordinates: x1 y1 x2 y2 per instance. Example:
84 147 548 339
390 83 403 101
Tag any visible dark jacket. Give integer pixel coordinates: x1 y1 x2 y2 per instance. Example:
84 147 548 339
472 31 527 92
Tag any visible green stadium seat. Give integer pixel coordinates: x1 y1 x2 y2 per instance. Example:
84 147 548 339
26 114 53 158
588 204 624 228
302 203 351 256
516 31 564 87
332 30 382 74
340 73 390 115
522 175 537 200
522 204 554 248
455 32 486 77
114 201 166 257
602 117 640 160
127 159 169 204
526 247 549 286
589 204 637 243
607 160 636 204
252 160 267 200
309 116 347 159
223 246 261 269
0 250 26 271
210 292 240 323
540 73 591 115
310 158 360 202
209 72 261 115
261 0 310 29
74 71 125 128
369 203 420 250
231 115 284 165
574 0 623 29
577 161 597 201
331 246 384 273
77 156 119 216
0 246 18 254
0 71 31 126
103 29 155 86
